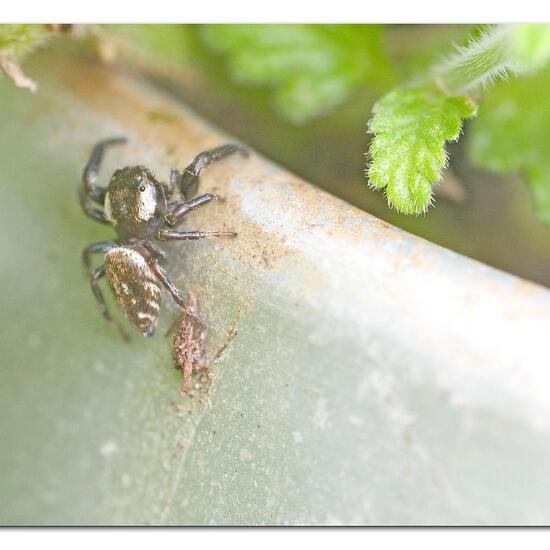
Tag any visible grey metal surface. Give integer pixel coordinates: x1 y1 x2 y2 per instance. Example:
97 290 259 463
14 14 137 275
1 52 550 525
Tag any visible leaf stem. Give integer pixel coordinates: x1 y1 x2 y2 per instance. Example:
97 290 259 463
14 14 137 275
432 26 513 96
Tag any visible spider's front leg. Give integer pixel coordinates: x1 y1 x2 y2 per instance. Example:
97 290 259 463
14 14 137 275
80 137 126 224
164 143 247 227
157 229 237 241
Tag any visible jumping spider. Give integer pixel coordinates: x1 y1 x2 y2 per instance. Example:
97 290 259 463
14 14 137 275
80 137 247 392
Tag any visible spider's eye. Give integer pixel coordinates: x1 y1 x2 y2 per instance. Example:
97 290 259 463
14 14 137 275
138 183 146 192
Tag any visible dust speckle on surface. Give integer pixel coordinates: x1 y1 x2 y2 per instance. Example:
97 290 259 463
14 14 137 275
239 448 254 462
314 399 329 431
100 440 120 458
94 361 106 373
121 473 131 488
27 333 42 349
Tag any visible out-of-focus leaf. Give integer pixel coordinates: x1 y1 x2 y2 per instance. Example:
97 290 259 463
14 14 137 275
0 24 49 91
468 72 550 223
201 24 393 124
509 24 550 72
105 25 194 67
0 24 48 58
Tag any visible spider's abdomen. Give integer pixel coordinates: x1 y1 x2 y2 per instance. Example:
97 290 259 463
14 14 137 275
104 246 161 337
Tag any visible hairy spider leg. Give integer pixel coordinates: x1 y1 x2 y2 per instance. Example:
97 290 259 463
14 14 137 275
80 137 126 223
89 265 130 341
165 143 248 227
82 240 118 271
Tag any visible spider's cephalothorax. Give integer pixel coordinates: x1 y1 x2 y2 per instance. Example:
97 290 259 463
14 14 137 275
80 137 247 343
104 166 167 241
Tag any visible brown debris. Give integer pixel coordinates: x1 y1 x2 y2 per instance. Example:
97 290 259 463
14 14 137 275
167 292 210 396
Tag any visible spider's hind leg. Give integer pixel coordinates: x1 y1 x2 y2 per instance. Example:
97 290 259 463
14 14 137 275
89 265 130 341
82 240 117 271
147 258 205 327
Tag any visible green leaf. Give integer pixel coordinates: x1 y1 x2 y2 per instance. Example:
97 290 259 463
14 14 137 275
468 72 550 223
201 24 392 124
0 24 50 92
0 24 48 59
367 87 477 215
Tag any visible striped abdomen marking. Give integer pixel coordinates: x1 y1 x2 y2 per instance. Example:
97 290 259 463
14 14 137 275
105 247 162 337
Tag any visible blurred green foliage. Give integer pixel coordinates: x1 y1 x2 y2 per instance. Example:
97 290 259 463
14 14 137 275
469 73 550 224
107 24 193 66
0 24 49 59
0 24 51 91
509 24 550 72
201 24 393 124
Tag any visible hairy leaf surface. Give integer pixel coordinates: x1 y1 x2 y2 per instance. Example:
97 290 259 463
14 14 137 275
367 87 477 214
